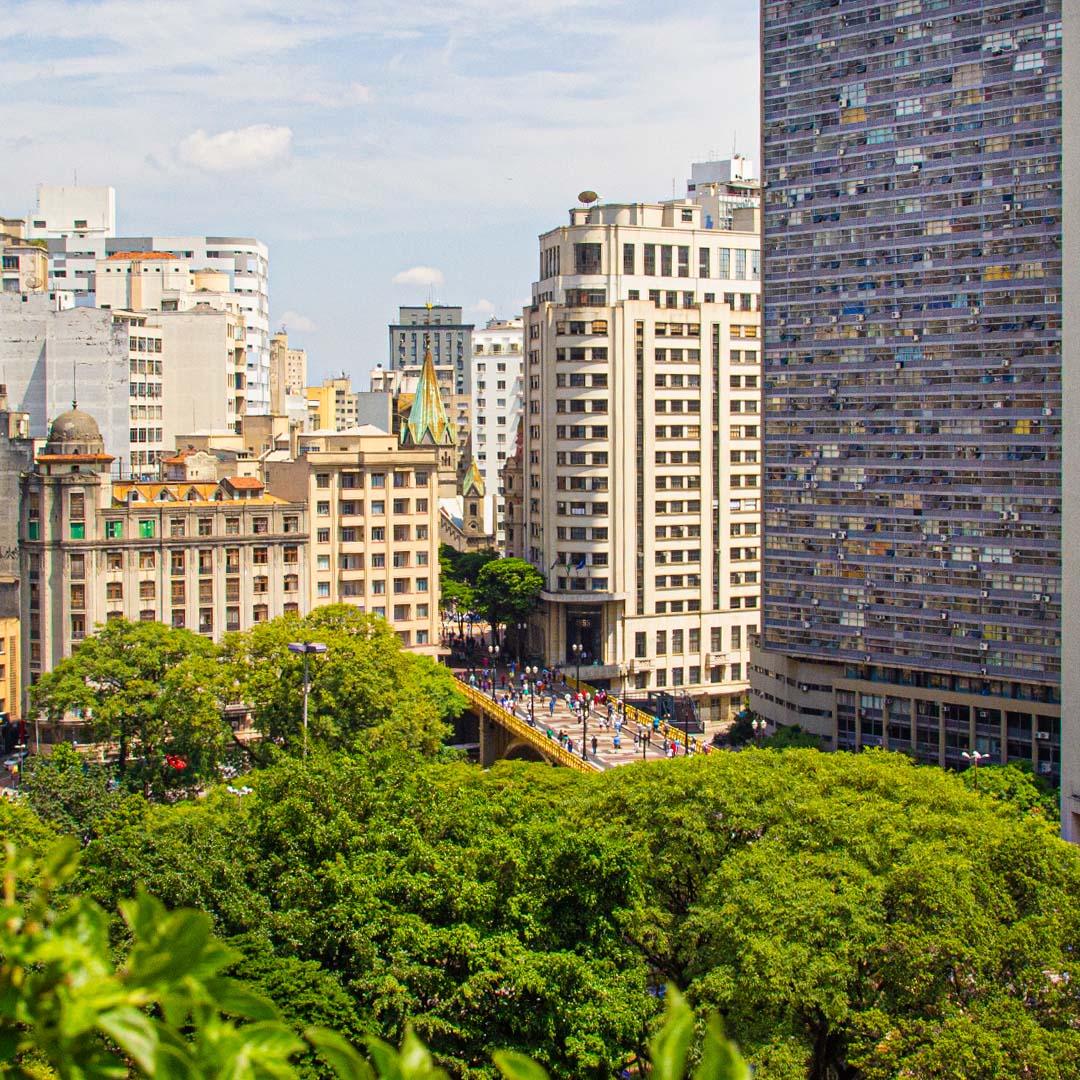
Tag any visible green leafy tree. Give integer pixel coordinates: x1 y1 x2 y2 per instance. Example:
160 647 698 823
28 619 228 789
0 839 336 1078
222 606 464 756
577 749 1080 1079
0 836 751 1080
473 559 544 649
19 742 131 843
762 724 825 750
438 576 475 637
959 760 1059 822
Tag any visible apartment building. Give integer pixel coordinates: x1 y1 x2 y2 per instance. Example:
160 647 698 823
270 331 307 412
38 225 270 412
471 316 524 544
0 388 31 720
685 156 762 230
264 427 443 655
20 407 307 681
754 0 1063 781
306 376 359 432
24 186 116 240
523 199 762 720
389 305 474 393
1 237 48 294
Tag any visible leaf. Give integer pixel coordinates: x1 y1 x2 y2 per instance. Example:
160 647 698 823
693 1016 751 1080
649 987 695 1080
206 977 280 1022
492 1049 551 1080
306 1026 376 1080
363 1035 404 1080
96 1006 161 1075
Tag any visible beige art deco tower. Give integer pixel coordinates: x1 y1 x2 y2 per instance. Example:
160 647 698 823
522 197 761 721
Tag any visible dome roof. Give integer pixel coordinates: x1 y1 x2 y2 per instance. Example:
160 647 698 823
45 406 106 456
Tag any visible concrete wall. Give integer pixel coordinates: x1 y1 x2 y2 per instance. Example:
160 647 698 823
0 294 129 458
155 308 238 445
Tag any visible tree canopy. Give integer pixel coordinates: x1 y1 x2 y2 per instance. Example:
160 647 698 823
28 619 227 789
35 742 1079 1079
473 559 545 636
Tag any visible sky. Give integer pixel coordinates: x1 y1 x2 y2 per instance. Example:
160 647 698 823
0 0 760 384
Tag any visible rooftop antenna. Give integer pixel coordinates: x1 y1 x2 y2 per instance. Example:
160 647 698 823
732 131 738 157
72 359 78 411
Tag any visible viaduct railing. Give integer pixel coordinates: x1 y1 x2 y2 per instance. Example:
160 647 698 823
456 680 595 773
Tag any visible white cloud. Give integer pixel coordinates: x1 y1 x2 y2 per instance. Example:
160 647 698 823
301 83 375 109
392 266 445 287
472 298 496 314
178 124 292 172
277 310 317 333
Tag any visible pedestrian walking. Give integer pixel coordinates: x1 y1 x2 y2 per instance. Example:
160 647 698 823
591 735 598 757
549 696 556 717
613 731 621 750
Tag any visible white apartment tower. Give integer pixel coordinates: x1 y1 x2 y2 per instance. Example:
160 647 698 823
471 316 524 545
523 198 762 720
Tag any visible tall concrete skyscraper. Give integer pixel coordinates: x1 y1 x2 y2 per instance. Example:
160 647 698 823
1059 0 1078 840
753 0 1064 783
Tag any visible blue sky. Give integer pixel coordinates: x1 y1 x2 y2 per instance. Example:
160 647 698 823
1 0 760 382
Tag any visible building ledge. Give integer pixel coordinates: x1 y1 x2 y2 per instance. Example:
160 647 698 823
541 590 627 603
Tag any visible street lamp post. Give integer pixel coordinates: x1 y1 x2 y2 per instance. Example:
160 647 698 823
752 717 766 747
287 642 327 759
526 665 538 725
516 621 528 668
488 644 500 699
571 642 587 759
226 784 253 807
962 749 990 791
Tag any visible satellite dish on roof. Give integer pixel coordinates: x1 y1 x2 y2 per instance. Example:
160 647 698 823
578 190 599 205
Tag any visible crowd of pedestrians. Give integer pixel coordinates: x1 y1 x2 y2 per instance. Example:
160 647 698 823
458 658 711 769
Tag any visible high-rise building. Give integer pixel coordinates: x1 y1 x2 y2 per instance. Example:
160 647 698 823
0 293 130 460
270 331 307 414
97 252 250 459
1060 0 1078 840
523 198 762 721
685 157 761 230
389 305 474 392
388 305 474 472
470 316 524 544
42 230 270 413
754 0 1063 780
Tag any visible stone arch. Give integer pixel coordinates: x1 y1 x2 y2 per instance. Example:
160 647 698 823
503 740 550 764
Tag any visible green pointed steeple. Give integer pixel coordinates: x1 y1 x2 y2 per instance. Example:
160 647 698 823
401 339 456 449
462 458 485 497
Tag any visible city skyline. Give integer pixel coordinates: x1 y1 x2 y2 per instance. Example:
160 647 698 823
0 0 760 384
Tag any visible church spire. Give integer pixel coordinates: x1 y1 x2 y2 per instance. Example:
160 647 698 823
400 336 456 449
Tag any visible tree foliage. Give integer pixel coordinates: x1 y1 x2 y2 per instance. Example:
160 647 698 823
222 606 464 757
473 559 544 634
28 619 227 789
12 712 1080 1079
0 837 751 1080
19 742 131 844
959 760 1059 822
